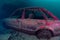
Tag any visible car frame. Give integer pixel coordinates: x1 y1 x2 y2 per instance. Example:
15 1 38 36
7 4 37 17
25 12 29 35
3 7 60 39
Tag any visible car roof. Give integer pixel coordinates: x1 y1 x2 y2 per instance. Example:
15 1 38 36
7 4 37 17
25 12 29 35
18 7 43 10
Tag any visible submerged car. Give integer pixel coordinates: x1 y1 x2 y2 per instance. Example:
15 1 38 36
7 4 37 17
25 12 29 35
3 7 60 39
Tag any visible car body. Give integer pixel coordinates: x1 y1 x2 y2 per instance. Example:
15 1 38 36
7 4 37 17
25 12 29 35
3 7 60 39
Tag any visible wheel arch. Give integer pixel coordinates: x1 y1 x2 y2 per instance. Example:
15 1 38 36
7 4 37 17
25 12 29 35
35 29 54 37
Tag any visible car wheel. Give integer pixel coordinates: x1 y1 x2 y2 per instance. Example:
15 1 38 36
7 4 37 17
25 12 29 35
36 29 52 39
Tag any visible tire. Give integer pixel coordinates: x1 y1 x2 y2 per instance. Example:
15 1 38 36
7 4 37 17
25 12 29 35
36 29 53 39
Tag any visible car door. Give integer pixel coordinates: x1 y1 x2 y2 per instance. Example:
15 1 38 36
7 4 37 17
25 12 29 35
18 9 47 31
